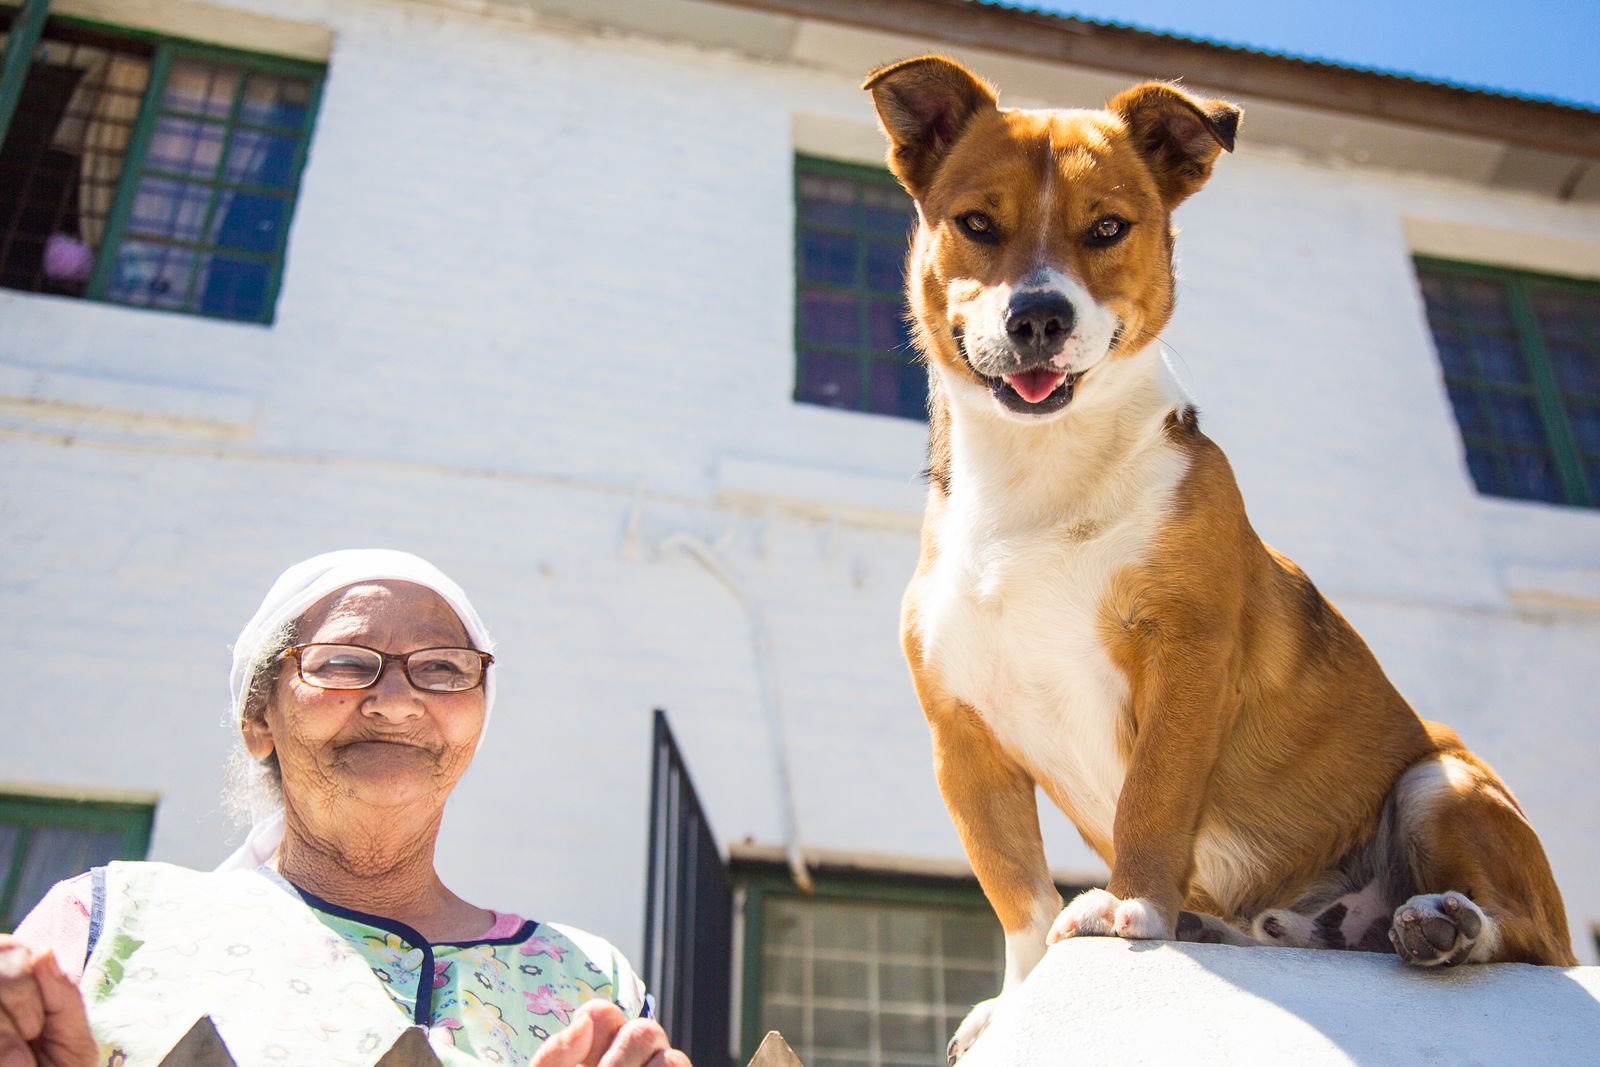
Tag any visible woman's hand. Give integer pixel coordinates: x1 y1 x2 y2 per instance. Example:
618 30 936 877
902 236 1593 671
531 999 691 1067
0 937 96 1067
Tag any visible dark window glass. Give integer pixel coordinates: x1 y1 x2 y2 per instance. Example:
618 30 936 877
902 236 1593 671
1415 260 1600 508
794 157 925 420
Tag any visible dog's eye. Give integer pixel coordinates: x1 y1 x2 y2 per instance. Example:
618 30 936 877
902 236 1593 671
1086 216 1131 247
957 211 997 242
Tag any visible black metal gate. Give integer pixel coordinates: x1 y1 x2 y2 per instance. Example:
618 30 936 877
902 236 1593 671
643 709 734 1067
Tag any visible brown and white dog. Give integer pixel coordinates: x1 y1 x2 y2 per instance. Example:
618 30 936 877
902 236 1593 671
864 56 1576 1059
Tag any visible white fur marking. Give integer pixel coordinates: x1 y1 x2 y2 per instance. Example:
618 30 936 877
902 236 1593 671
1049 888 1168 941
918 345 1190 850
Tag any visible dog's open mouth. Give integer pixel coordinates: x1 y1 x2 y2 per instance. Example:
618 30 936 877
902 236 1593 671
991 368 1080 415
954 328 1083 416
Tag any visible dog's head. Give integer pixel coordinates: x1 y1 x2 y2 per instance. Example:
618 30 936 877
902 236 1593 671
864 56 1239 422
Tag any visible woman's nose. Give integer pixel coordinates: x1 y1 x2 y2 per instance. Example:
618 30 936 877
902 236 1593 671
360 660 424 720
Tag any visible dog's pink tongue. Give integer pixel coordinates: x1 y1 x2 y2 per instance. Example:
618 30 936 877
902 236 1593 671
1004 368 1067 404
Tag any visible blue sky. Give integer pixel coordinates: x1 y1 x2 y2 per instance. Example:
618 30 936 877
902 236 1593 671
1022 0 1600 109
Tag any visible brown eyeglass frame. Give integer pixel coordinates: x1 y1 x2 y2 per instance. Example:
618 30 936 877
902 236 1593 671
280 644 494 692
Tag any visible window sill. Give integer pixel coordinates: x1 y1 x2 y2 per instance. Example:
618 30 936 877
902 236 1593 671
1477 496 1600 611
0 359 255 439
715 456 925 529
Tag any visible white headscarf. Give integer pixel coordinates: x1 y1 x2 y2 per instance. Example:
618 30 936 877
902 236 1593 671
215 549 496 872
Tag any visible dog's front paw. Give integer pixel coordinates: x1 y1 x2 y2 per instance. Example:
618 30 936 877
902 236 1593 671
947 996 999 1064
1047 888 1171 942
1389 891 1495 966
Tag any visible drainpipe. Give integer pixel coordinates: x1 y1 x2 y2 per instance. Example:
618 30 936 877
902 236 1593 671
658 533 814 893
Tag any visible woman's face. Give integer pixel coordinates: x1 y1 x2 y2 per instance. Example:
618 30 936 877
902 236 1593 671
243 581 486 826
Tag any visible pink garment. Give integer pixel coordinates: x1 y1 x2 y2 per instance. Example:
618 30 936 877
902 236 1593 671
12 874 92 983
12 873 524 984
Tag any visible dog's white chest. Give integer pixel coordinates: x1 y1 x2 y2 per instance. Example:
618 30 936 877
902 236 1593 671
916 445 1187 844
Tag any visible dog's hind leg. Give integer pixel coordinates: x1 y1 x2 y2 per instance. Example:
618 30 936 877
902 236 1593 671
1176 910 1261 946
1388 749 1575 966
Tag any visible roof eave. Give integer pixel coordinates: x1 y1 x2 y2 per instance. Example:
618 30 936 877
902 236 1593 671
709 0 1600 162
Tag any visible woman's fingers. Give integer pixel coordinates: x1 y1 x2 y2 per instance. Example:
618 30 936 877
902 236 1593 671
594 1018 670 1067
0 939 46 1067
30 953 96 1067
574 1000 626 1064
642 1050 693 1067
529 1008 594 1067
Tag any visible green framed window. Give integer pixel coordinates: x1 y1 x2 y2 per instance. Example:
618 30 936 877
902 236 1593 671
0 1 323 323
1415 257 1600 507
794 155 925 420
737 867 1008 1067
0 792 154 931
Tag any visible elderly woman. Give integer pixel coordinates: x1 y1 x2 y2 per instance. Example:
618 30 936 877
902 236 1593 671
0 550 690 1067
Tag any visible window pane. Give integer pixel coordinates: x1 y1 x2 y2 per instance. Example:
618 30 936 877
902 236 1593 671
1503 450 1563 503
128 176 211 241
880 962 935 1004
764 952 805 997
812 903 872 952
5 827 122 929
162 59 240 118
796 351 861 410
943 964 995 1010
1471 334 1529 385
239 73 311 129
207 189 287 253
108 239 196 307
813 958 869 999
869 359 927 421
1453 277 1512 329
800 229 856 287
1463 444 1502 496
810 1006 870 1050
1444 383 1490 440
797 173 855 228
867 299 911 353
865 240 906 293
1418 273 1451 320
224 128 300 189
859 184 913 236
940 913 1000 963
880 1008 940 1056
1548 343 1600 399
1568 406 1600 453
799 291 859 348
146 115 227 178
1486 394 1549 448
196 254 271 320
1531 290 1596 342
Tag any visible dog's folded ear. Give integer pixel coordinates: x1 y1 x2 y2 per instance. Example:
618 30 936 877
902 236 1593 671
864 56 998 198
1110 83 1241 207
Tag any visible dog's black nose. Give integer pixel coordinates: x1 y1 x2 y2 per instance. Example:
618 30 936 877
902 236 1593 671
1005 291 1075 354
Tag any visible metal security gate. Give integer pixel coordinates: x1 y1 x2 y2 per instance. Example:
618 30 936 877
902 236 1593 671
643 709 734 1067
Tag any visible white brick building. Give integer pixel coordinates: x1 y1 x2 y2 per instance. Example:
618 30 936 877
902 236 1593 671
2 1 1598 1063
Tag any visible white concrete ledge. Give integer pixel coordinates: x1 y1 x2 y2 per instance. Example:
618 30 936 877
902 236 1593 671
963 938 1600 1066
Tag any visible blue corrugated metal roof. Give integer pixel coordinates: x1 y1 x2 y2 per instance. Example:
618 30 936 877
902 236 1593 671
968 0 1600 116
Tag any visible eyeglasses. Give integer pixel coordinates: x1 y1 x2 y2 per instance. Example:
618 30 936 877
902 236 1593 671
281 644 493 693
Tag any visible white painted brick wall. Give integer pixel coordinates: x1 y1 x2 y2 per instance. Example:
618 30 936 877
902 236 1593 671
2 0 1598 966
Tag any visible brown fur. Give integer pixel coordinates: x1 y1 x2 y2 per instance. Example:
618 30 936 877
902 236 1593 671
870 55 1574 970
